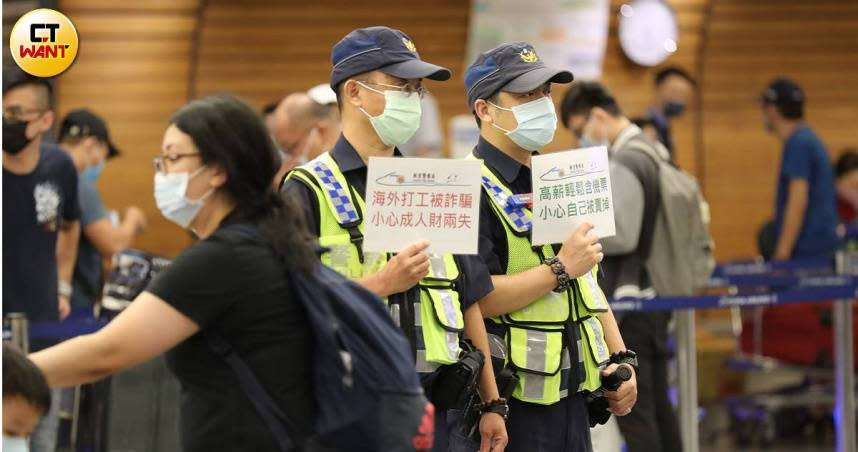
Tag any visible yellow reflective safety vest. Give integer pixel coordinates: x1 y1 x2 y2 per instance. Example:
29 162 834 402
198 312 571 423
474 154 611 405
286 152 465 372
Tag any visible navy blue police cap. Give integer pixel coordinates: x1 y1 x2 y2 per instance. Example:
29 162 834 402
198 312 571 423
465 42 573 111
330 26 451 89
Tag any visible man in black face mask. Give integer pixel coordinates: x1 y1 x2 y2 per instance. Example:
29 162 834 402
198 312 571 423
3 68 81 451
3 72 81 334
646 66 696 161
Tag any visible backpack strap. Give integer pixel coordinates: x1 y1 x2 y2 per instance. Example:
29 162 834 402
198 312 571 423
206 332 298 452
206 223 306 451
623 135 672 168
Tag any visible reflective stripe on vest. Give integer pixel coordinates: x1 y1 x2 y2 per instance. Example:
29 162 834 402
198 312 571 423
472 153 610 402
309 158 360 225
578 316 611 392
480 175 532 234
417 254 463 368
287 153 385 279
288 152 463 372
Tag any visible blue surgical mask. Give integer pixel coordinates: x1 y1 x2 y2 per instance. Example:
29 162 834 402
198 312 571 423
2 435 29 452
357 82 422 147
153 167 214 229
489 97 557 151
83 159 105 184
663 101 686 118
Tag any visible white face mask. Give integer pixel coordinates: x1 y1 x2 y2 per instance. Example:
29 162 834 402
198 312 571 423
153 166 214 229
489 96 558 151
2 435 29 452
356 82 422 147
578 134 609 149
576 114 610 149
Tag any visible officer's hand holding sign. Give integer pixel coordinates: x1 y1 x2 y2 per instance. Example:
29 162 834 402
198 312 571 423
370 240 431 296
556 223 604 278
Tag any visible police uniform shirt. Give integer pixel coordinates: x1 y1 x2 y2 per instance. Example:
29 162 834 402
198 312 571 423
281 135 494 308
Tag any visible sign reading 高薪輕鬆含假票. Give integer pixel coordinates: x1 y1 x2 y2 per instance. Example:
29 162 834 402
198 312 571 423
531 146 616 245
363 157 481 255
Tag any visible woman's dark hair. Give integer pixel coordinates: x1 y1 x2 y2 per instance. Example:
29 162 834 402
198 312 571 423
835 148 858 180
3 343 51 415
169 94 316 272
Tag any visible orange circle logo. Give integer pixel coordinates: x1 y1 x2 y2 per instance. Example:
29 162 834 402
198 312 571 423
9 9 79 77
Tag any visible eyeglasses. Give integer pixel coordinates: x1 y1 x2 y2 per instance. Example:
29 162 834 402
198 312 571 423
153 153 199 172
358 80 427 98
3 107 46 122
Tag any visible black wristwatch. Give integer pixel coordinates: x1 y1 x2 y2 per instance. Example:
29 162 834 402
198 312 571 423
480 398 509 421
543 257 572 293
609 350 639 373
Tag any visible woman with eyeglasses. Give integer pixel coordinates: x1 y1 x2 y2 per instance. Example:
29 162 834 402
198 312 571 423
30 95 319 451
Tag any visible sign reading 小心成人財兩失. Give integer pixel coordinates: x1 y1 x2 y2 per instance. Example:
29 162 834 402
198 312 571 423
363 157 482 255
531 146 616 245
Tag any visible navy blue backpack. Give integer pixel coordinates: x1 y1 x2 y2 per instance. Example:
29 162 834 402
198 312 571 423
208 225 431 452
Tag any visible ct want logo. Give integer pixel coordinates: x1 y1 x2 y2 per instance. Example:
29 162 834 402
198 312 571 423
520 49 538 63
402 37 417 53
10 8 79 77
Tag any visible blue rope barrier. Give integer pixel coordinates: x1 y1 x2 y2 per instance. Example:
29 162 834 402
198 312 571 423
707 274 854 289
10 254 856 338
26 309 108 340
712 256 834 277
609 284 857 313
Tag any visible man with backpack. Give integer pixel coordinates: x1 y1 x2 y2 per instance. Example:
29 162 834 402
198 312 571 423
464 44 638 452
281 26 508 451
561 81 689 452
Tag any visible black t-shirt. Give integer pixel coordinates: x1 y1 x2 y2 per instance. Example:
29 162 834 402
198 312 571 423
3 143 80 325
281 135 493 308
147 217 315 452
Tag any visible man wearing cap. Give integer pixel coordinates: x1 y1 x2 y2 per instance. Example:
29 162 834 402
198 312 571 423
281 26 508 451
464 43 637 452
57 109 147 311
759 78 839 260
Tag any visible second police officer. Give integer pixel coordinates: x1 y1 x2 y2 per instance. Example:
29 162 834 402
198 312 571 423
463 42 639 452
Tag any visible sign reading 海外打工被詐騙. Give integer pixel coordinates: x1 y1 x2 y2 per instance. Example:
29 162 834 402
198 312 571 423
363 157 482 255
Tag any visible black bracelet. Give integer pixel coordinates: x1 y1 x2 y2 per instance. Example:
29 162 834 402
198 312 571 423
609 350 639 372
544 257 572 293
479 398 509 420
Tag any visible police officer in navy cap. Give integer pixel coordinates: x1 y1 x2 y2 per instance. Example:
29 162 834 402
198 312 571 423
282 26 508 452
464 42 639 452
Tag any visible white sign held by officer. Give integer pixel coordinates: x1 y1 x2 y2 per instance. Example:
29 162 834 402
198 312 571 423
531 146 616 245
364 157 482 254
